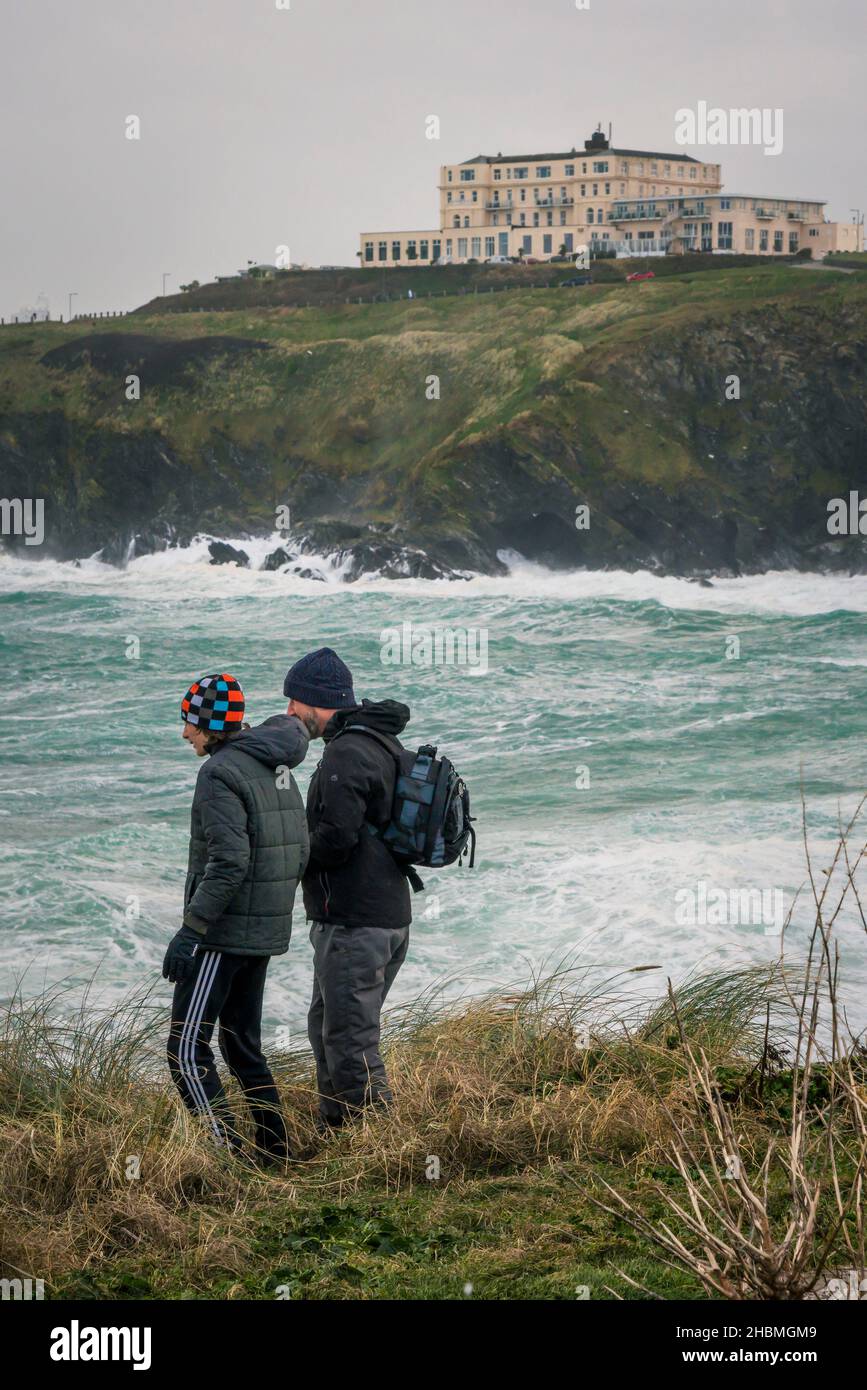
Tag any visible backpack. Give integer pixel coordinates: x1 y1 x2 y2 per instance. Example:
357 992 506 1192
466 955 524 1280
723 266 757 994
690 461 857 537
334 725 476 891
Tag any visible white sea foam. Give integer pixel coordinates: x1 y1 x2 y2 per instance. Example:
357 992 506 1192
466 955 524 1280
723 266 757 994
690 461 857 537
1 537 865 616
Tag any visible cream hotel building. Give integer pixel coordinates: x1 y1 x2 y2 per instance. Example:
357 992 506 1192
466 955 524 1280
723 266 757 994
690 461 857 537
360 127 860 267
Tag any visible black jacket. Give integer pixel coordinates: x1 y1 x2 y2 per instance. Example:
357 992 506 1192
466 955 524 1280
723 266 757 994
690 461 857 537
302 699 412 930
183 715 310 955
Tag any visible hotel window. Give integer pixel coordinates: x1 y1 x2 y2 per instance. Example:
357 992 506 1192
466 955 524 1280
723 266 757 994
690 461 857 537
458 238 468 257
514 166 528 178
463 216 470 227
472 191 478 202
392 241 401 260
774 231 784 252
536 166 551 178
598 208 604 222
378 241 387 261
485 236 495 256
453 215 460 227
420 240 429 260
717 222 733 249
565 163 575 176
605 183 610 194
447 170 452 182
619 183 625 195
637 162 644 173
364 242 374 263
619 161 628 174
407 240 417 260
519 212 526 225
493 168 501 180
492 213 499 226
471 237 481 257
543 234 552 253
592 183 598 195
560 210 567 224
460 169 475 181
720 198 730 210
760 229 769 251
664 164 670 175
593 161 608 172
689 167 696 178
580 184 586 195
445 239 453 255
447 192 452 203
433 239 441 260
744 228 755 250
547 211 553 225
651 162 658 174
459 193 465 203
809 228 819 238
533 212 540 226
587 207 594 223
677 166 684 177
522 235 532 253
582 162 587 173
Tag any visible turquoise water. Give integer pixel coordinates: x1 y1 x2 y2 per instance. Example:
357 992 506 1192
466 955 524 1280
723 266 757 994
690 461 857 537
2 544 866 1036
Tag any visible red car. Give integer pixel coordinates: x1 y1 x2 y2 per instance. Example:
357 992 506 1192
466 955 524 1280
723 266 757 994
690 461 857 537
626 270 656 282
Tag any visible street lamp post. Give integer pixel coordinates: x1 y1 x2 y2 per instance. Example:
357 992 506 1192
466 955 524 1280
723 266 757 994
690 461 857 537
850 210 864 252
162 273 172 297
68 292 77 321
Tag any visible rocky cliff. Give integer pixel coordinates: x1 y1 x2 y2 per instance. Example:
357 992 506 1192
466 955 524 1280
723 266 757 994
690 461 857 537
1 263 865 577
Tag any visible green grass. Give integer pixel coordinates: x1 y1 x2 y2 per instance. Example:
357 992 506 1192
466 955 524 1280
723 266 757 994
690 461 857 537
2 261 865 561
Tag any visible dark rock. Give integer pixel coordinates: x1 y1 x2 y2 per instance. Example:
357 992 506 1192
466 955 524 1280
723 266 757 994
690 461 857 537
208 541 250 567
261 546 295 571
39 333 270 387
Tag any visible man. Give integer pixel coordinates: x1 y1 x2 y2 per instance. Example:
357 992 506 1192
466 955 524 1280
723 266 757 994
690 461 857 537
283 647 412 1129
164 672 309 1165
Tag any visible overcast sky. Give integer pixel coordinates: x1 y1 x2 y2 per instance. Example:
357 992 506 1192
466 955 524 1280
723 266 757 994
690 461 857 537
1 0 864 318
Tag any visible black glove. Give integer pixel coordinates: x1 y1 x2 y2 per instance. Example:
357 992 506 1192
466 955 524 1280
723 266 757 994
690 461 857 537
162 925 203 984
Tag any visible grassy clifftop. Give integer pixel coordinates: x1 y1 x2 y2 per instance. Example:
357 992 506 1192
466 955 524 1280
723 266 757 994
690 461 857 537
1 262 866 574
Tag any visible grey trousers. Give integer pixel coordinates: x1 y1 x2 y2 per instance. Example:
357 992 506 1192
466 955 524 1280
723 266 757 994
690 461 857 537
307 920 409 1126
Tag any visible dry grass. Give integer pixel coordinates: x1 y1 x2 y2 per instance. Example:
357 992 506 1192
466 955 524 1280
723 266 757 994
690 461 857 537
2 804 865 1300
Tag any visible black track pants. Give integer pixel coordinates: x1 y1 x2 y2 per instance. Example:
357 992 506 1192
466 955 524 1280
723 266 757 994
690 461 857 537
167 949 289 1158
307 920 409 1127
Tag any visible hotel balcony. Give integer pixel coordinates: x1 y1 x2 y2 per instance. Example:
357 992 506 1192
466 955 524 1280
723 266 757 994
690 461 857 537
484 197 575 211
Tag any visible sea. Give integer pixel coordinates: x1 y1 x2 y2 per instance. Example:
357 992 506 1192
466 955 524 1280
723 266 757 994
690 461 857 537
2 535 866 1040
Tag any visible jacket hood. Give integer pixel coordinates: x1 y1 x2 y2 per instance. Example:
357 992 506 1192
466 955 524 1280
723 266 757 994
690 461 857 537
324 698 411 743
212 714 309 771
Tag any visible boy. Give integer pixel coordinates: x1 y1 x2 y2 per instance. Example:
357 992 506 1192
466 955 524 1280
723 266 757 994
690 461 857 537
164 672 309 1164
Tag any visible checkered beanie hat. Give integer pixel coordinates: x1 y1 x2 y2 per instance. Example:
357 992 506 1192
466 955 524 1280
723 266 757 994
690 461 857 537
181 673 245 731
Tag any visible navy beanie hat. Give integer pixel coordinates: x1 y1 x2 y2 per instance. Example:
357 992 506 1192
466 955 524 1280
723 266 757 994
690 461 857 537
283 647 355 709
